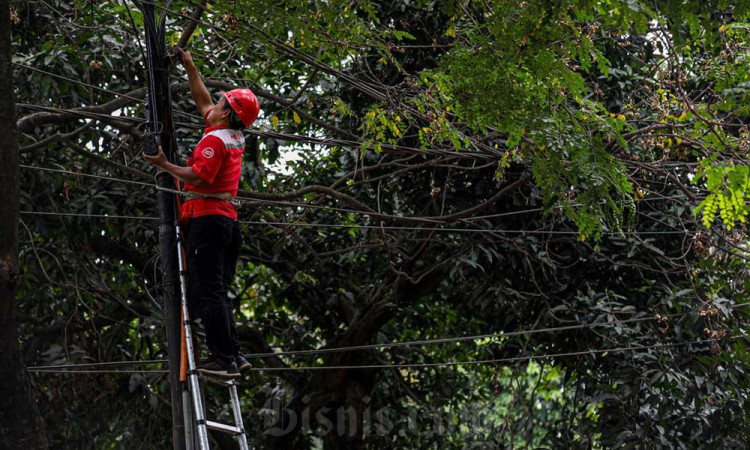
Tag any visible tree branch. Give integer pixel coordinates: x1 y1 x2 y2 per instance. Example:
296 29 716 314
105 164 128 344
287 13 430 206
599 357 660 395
63 140 152 181
16 94 145 133
175 0 207 50
19 121 95 153
240 174 530 225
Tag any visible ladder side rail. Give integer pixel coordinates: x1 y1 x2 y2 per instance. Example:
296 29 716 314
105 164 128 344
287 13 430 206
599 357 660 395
176 224 211 450
228 383 250 450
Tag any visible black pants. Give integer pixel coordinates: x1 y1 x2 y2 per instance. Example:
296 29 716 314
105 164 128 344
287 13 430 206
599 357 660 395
185 215 242 361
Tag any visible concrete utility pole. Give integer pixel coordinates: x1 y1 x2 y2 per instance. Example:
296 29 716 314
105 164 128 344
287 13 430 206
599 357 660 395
139 3 186 449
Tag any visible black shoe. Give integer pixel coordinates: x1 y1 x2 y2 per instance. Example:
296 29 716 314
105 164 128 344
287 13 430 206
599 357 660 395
236 355 252 373
198 357 240 378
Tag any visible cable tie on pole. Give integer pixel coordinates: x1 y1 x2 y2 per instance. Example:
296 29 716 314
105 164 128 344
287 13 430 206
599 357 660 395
154 169 169 181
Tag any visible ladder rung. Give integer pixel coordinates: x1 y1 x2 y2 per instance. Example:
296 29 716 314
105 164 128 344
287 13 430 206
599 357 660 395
205 420 243 435
197 374 238 386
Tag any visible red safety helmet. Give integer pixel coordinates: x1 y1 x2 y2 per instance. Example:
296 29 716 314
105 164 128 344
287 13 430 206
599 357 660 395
220 88 260 127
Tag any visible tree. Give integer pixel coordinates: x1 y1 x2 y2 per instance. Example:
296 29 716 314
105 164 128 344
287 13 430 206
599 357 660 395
7 0 750 448
0 0 48 447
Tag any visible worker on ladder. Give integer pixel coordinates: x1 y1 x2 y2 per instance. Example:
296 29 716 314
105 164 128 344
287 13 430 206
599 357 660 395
144 47 259 378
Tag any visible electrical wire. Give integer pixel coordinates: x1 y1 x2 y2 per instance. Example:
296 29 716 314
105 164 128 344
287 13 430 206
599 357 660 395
27 336 744 374
19 164 704 235
20 164 154 188
142 252 164 312
13 63 201 122
237 220 693 235
19 164 703 228
21 164 375 216
16 101 489 159
31 369 169 374
18 209 697 236
25 302 750 371
246 336 745 372
15 6 476 159
28 359 167 370
19 211 159 221
120 0 148 66
15 164 706 259
132 0 230 38
16 102 201 130
245 302 750 359
17 103 148 125
16 164 442 221
13 63 145 103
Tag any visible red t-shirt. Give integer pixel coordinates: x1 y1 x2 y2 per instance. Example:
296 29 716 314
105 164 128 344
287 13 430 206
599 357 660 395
181 114 245 221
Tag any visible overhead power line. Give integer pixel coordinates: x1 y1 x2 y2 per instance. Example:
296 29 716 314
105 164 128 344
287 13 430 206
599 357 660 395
22 162 706 230
13 63 144 103
27 336 743 374
20 164 154 188
13 63 202 122
236 220 692 235
16 103 201 130
246 336 744 372
20 164 702 221
16 101 490 160
21 161 704 234
19 211 159 221
16 165 712 243
26 302 750 371
19 209 697 236
31 368 169 374
28 359 169 371
17 103 147 125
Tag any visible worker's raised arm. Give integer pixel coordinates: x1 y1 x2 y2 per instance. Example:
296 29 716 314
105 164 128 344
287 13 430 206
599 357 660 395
176 47 213 118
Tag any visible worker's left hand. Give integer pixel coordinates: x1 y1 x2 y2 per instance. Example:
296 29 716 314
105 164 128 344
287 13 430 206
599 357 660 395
175 47 194 68
143 145 168 168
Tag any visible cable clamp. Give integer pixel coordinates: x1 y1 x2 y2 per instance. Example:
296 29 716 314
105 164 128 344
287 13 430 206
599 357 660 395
154 170 169 183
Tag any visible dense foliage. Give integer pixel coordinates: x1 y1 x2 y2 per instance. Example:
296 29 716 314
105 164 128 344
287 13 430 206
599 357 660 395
9 0 750 448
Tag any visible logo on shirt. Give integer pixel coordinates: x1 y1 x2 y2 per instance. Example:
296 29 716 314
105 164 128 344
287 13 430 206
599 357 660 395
202 148 215 159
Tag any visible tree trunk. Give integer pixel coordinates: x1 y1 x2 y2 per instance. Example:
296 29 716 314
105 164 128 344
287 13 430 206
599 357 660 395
263 301 393 450
0 1 48 447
